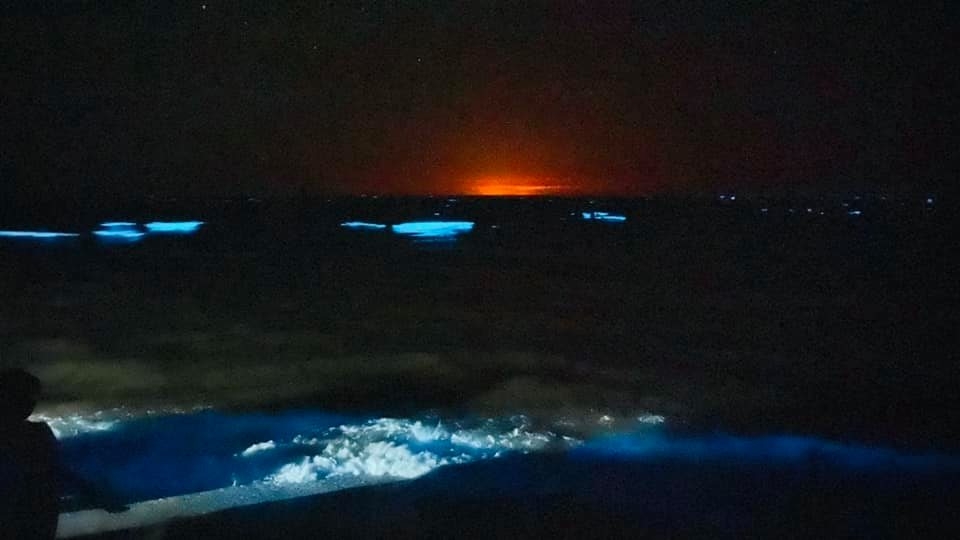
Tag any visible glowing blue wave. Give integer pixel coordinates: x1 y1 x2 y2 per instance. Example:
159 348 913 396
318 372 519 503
340 221 388 230
392 221 474 239
57 411 566 505
100 222 138 228
93 222 145 243
144 221 205 234
0 230 80 239
93 230 145 239
52 409 960 537
580 211 626 223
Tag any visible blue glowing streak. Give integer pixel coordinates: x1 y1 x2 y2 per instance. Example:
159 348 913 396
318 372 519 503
101 222 137 228
597 215 626 222
392 221 474 238
340 221 388 230
0 230 80 239
847 210 862 216
93 230 145 239
144 221 205 234
581 211 626 223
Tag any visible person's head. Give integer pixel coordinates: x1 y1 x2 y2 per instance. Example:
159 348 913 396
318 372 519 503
0 368 42 423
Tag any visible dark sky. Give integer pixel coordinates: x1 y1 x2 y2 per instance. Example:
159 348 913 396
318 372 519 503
1 1 955 198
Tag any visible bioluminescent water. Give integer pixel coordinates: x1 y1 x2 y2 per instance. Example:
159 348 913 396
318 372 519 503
92 222 144 244
0 230 80 239
50 409 574 536
580 211 626 223
93 220 205 241
93 230 145 240
44 408 960 537
391 221 474 239
340 221 388 230
53 411 572 505
144 221 205 234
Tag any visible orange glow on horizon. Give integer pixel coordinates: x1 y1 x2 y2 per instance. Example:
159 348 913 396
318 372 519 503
462 176 576 196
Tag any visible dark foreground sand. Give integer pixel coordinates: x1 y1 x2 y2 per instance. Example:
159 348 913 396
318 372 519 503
74 453 959 540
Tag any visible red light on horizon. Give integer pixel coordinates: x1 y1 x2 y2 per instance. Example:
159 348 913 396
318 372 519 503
462 176 576 196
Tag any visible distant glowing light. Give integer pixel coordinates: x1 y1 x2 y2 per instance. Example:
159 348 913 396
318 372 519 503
144 221 205 234
581 211 626 223
847 210 862 216
94 221 144 242
93 230 145 239
392 221 474 238
101 222 137 228
465 176 573 197
340 221 388 230
0 230 80 239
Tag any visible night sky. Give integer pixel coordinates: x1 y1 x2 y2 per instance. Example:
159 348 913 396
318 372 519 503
1 1 955 199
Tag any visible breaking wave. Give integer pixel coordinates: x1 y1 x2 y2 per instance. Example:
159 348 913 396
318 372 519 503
50 408 960 538
266 417 569 485
53 411 590 507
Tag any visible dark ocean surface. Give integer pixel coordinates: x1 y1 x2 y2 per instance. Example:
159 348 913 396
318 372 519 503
2 195 956 537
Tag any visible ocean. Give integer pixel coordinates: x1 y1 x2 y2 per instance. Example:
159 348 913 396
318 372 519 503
2 195 956 537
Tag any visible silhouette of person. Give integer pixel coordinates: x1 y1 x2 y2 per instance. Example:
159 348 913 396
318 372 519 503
0 368 60 539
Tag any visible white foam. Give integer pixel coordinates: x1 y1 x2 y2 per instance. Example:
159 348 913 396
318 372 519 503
270 417 573 486
32 413 119 439
52 413 594 537
34 407 198 439
240 440 276 457
271 446 436 484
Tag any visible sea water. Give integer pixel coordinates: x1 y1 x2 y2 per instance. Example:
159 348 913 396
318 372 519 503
46 409 960 537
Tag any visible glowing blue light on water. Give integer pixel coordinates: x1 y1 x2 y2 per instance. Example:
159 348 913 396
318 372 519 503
577 433 960 471
93 230 145 239
93 221 144 242
144 221 205 234
340 221 388 230
581 211 626 223
0 230 80 239
392 221 474 238
101 222 137 228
